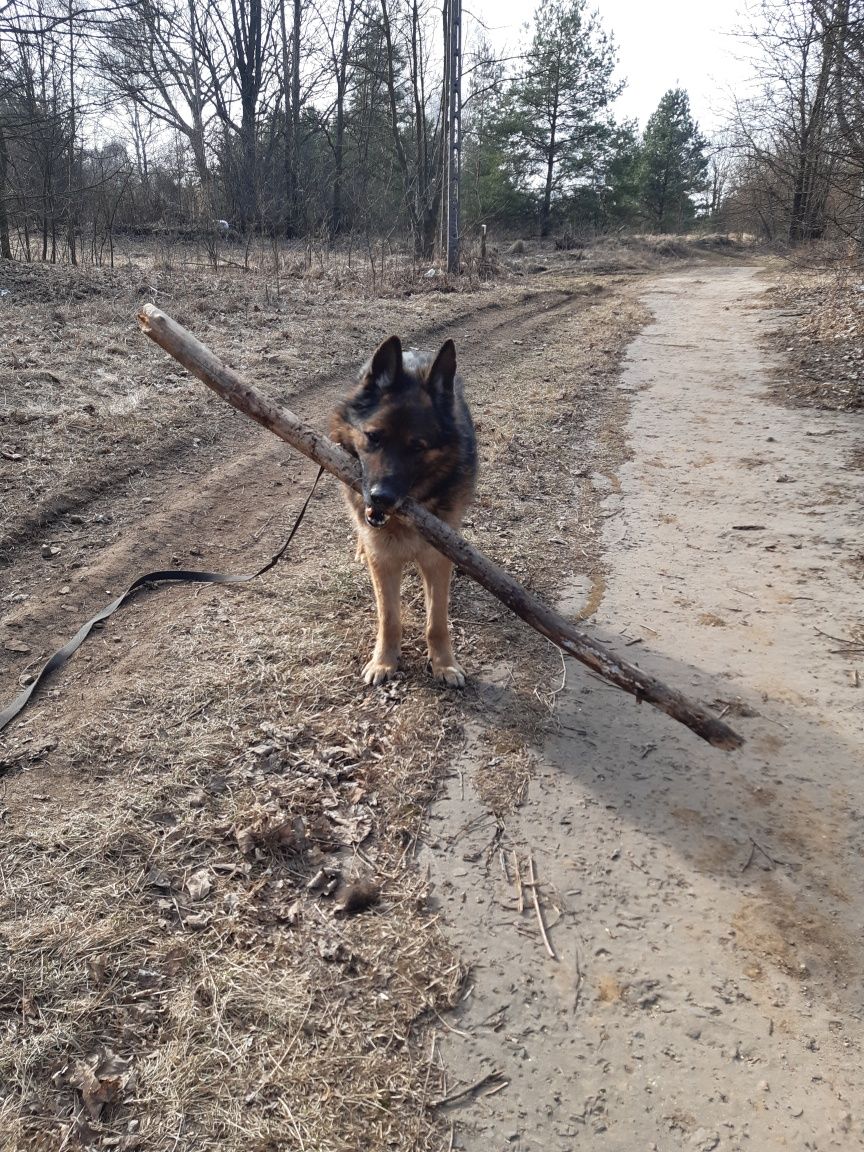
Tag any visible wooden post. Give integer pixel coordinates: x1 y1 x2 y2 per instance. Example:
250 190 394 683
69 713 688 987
446 0 462 275
137 304 744 751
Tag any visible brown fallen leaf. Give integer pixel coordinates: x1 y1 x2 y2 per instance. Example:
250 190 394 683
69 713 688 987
185 869 212 901
283 897 303 926
68 1049 134 1120
326 808 373 847
3 639 30 654
184 911 212 930
234 805 304 855
335 879 380 915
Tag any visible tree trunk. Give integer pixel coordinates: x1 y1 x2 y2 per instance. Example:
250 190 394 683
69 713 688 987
67 0 77 266
445 0 461 274
279 0 296 234
0 123 12 260
332 114 344 235
186 0 211 193
540 147 555 237
418 205 437 259
540 82 559 237
788 150 810 244
239 109 258 230
331 0 356 237
380 0 424 246
292 0 302 227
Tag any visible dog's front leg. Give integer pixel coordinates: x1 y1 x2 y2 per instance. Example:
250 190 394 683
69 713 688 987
363 550 403 685
418 551 465 688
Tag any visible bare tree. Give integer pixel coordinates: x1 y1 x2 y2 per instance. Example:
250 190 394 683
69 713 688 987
312 0 361 236
731 0 836 243
820 0 864 247
379 0 444 258
277 0 306 232
200 0 277 230
99 0 214 191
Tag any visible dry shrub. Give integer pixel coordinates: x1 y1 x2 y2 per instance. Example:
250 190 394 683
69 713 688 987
767 259 864 410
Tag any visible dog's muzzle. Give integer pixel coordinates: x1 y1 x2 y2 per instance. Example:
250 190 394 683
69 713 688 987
365 483 399 528
365 506 390 528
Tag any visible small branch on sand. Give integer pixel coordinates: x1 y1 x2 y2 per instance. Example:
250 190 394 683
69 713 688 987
528 852 557 961
512 849 524 914
429 1068 508 1109
137 303 744 751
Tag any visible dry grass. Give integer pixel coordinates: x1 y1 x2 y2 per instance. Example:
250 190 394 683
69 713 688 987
0 252 512 566
495 231 758 277
766 255 864 411
0 250 648 1150
0 546 469 1150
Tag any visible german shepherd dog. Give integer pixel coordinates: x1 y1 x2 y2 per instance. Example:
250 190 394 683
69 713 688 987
330 335 477 687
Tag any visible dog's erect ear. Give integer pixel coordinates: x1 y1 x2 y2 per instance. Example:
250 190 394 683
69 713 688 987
369 335 403 388
427 339 457 393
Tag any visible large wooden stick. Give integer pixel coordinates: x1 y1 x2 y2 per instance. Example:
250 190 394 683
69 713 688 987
137 303 743 750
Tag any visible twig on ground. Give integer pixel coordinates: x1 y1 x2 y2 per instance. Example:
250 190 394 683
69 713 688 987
528 852 557 961
816 626 862 646
574 948 584 1012
512 850 524 914
429 1068 507 1109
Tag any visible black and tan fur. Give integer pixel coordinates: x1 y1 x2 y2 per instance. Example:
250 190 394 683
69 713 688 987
330 335 477 686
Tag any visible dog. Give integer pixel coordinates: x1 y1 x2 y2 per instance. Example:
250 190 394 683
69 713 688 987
330 335 477 687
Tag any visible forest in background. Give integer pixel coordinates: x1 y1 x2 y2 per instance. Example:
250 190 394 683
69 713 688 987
1 0 864 266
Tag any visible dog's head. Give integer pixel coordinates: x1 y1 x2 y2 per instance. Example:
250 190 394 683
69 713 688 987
333 336 460 528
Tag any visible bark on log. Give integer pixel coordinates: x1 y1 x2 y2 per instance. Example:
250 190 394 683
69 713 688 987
137 303 744 751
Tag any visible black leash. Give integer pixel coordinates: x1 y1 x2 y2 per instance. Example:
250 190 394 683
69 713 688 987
0 466 325 734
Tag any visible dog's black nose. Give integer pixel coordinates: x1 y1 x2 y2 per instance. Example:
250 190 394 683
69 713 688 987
368 483 398 511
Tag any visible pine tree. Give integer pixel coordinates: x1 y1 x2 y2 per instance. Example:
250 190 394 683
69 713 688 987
638 89 708 232
461 39 532 228
505 0 622 236
595 120 642 228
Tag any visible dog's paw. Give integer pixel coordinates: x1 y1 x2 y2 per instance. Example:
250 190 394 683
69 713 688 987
363 656 399 686
429 659 466 688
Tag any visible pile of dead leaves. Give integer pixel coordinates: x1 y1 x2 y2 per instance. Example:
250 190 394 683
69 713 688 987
769 262 864 410
0 711 460 1151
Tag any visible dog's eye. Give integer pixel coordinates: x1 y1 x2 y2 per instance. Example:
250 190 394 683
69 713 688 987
409 438 429 452
364 429 382 449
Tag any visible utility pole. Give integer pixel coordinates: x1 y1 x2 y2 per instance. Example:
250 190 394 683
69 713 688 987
445 0 462 275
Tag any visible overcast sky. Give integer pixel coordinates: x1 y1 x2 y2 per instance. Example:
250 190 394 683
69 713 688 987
466 0 754 136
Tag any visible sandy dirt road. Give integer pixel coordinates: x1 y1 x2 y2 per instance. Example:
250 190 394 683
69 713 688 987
429 267 864 1151
0 266 639 1150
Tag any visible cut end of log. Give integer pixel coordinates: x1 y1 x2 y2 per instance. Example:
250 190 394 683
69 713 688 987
137 303 158 332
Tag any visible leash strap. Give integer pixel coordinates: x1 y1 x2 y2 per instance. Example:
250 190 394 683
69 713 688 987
0 466 325 734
